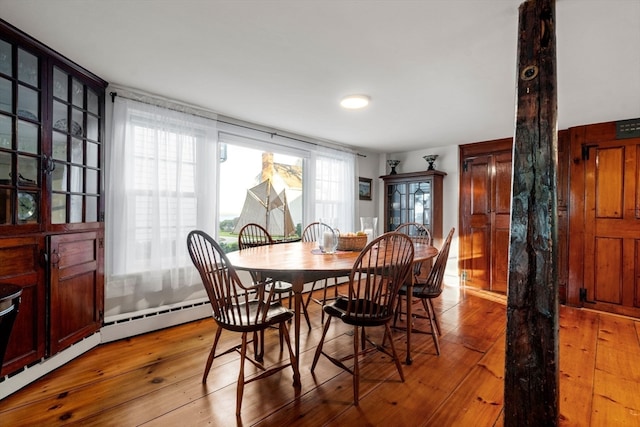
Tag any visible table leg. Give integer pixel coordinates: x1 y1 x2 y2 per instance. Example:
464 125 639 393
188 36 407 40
406 279 413 365
291 273 303 387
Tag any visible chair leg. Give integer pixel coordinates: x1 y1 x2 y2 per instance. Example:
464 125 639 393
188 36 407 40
320 279 329 323
301 292 312 330
304 280 320 310
384 323 405 382
393 296 403 328
352 325 360 405
203 326 222 382
280 320 300 384
424 299 441 355
311 314 332 372
427 298 441 335
236 332 248 416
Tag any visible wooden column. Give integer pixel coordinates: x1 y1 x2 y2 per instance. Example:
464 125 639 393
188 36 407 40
504 0 559 426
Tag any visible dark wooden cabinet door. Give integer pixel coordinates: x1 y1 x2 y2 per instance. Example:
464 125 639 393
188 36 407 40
460 154 491 288
48 231 103 354
581 136 640 317
491 152 512 293
0 236 45 375
459 139 513 293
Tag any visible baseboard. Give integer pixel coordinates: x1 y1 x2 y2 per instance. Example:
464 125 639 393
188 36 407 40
101 300 212 343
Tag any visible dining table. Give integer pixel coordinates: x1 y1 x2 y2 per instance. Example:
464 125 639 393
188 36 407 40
225 239 438 386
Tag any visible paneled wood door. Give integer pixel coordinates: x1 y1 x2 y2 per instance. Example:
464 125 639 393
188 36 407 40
459 139 512 293
48 231 103 354
579 134 640 317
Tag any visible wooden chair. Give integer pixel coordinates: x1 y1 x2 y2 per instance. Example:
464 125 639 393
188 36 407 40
395 222 433 280
310 232 414 405
0 283 22 373
394 227 454 355
302 222 339 323
238 223 311 331
186 230 299 416
394 222 432 246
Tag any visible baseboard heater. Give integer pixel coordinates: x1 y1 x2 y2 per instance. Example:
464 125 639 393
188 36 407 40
101 298 212 343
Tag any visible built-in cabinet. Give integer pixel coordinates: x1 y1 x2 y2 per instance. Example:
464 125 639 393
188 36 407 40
0 19 106 375
381 170 445 247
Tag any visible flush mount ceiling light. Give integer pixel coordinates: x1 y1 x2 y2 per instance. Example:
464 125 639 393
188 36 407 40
340 94 370 109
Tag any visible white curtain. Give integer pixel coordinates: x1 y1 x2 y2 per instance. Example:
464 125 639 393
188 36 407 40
105 97 218 318
310 146 356 233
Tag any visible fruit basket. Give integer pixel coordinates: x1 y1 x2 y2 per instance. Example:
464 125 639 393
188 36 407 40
337 234 368 251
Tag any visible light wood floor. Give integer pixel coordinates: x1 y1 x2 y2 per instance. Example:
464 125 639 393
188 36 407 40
1 284 639 426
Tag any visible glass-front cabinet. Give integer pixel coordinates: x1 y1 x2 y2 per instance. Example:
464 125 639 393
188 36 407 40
0 40 42 228
381 170 445 246
0 19 107 376
51 66 103 225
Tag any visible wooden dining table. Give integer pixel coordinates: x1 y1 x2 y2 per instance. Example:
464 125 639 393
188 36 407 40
226 239 438 385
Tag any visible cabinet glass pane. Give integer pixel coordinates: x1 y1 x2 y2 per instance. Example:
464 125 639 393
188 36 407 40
86 115 98 141
0 77 12 113
53 100 67 132
72 78 83 107
71 137 83 164
0 188 10 224
17 120 38 153
86 169 98 194
70 194 82 223
86 195 98 222
87 89 98 114
86 141 98 167
0 114 11 148
52 163 67 191
17 85 39 121
52 131 67 160
17 48 38 86
17 155 38 186
70 165 83 192
0 40 11 76
0 152 11 182
71 108 83 137
52 193 66 224
53 67 67 100
18 191 38 223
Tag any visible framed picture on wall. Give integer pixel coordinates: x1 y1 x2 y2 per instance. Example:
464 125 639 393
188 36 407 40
359 177 372 201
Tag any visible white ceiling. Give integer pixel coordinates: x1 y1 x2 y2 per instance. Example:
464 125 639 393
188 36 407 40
1 0 639 153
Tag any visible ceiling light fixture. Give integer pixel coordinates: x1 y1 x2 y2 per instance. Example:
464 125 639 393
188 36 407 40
340 94 370 109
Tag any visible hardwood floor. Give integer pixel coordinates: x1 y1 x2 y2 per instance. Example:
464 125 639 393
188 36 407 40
1 284 639 426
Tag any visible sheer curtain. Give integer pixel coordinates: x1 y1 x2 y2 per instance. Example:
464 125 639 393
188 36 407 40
105 97 218 319
310 146 356 232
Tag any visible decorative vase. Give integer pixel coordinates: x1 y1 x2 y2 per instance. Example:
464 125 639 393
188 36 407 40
423 154 439 171
387 160 400 175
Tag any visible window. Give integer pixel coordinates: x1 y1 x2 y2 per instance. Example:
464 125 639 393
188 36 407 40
105 97 217 317
218 143 304 251
106 97 355 320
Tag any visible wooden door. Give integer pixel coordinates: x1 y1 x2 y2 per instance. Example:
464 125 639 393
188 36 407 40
0 235 45 375
460 139 513 293
581 137 640 317
48 231 104 354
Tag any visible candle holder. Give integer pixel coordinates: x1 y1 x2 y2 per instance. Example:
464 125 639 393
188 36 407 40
423 154 438 171
387 160 400 175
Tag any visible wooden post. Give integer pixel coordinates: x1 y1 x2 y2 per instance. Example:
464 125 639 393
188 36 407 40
504 0 558 426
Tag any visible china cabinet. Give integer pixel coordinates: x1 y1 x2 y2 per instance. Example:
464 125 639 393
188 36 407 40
381 170 445 246
0 19 106 375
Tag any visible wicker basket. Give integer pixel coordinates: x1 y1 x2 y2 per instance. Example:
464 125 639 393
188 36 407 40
337 235 368 251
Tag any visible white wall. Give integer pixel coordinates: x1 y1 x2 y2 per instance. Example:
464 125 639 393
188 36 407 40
356 150 382 231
